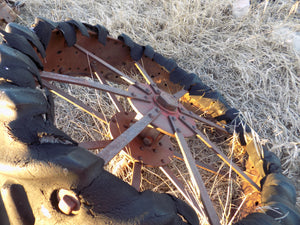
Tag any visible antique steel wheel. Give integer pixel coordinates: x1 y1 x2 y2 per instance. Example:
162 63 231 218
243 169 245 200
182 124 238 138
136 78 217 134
0 18 298 225
36 19 262 225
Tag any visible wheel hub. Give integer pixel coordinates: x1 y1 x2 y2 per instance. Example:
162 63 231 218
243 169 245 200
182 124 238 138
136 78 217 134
128 83 196 137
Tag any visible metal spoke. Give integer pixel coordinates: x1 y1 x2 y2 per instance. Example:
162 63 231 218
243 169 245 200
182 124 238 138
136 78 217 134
131 162 142 191
179 115 261 192
41 71 150 102
179 107 227 133
168 116 221 225
135 62 187 98
98 107 161 164
133 82 152 95
135 62 156 85
173 89 188 100
159 165 202 215
74 44 136 84
91 64 124 113
43 80 108 124
173 152 224 176
134 62 161 94
79 140 112 150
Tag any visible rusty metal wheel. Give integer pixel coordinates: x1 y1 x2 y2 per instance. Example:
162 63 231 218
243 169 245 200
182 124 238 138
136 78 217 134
0 18 299 225
34 18 262 225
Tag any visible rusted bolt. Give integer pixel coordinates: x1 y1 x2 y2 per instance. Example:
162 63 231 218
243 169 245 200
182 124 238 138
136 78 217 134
143 137 153 146
57 189 80 215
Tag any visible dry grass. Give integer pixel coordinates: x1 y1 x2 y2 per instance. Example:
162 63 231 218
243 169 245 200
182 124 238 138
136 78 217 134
15 0 300 224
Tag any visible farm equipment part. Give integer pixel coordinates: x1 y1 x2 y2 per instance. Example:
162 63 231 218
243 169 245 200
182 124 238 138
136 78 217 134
0 17 299 225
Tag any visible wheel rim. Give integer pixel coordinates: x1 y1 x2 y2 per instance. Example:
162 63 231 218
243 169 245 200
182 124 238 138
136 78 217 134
37 27 262 225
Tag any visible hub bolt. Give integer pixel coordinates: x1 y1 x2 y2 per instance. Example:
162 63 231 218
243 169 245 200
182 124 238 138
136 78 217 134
57 189 80 215
143 137 153 146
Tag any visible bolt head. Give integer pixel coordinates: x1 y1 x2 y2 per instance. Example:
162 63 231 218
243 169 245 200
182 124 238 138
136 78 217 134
143 137 153 146
57 189 80 215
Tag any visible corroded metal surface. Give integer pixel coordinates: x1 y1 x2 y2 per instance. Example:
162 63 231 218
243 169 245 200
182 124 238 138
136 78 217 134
108 111 173 167
129 83 196 137
0 17 294 225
